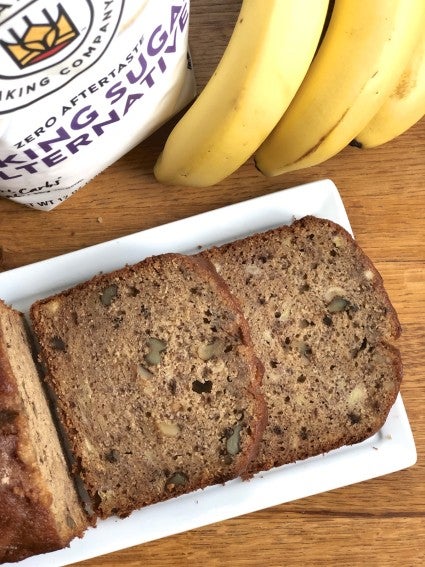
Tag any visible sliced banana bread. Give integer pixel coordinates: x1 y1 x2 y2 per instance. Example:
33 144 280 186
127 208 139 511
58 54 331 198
202 216 402 473
0 300 88 563
30 253 266 518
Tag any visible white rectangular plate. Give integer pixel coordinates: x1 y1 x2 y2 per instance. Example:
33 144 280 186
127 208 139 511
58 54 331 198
2 179 416 567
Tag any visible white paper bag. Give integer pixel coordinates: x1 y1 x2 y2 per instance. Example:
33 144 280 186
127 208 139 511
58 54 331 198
0 0 195 210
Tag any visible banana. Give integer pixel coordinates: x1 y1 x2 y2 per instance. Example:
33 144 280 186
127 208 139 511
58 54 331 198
255 0 425 177
154 0 329 187
353 30 425 148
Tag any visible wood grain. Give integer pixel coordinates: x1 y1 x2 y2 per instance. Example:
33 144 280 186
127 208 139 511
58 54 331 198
1 1 424 565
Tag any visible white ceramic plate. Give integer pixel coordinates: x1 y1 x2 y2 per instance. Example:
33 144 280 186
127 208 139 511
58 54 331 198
2 179 416 567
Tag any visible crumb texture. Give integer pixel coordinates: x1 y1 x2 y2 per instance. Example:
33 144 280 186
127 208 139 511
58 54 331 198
202 216 402 473
0 300 87 563
30 253 266 518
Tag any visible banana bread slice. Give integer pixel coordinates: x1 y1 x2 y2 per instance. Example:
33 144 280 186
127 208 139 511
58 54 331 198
0 300 88 563
30 253 266 518
202 216 402 473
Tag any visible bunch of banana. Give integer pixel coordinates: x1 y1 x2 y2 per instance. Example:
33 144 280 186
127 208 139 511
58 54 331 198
154 0 425 186
255 0 425 176
353 30 425 149
154 0 329 186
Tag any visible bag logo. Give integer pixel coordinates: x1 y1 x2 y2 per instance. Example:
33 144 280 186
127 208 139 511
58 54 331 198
0 0 124 114
1 4 79 69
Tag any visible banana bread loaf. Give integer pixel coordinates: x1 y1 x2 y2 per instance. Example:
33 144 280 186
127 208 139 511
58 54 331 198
30 253 266 519
202 216 402 473
0 300 88 563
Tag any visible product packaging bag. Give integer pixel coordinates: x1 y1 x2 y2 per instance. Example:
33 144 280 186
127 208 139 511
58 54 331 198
0 0 195 210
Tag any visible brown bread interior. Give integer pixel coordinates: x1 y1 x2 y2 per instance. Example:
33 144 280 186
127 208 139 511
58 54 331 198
202 216 402 473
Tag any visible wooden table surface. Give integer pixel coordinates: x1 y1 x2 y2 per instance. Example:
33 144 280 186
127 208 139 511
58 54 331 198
1 2 424 565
